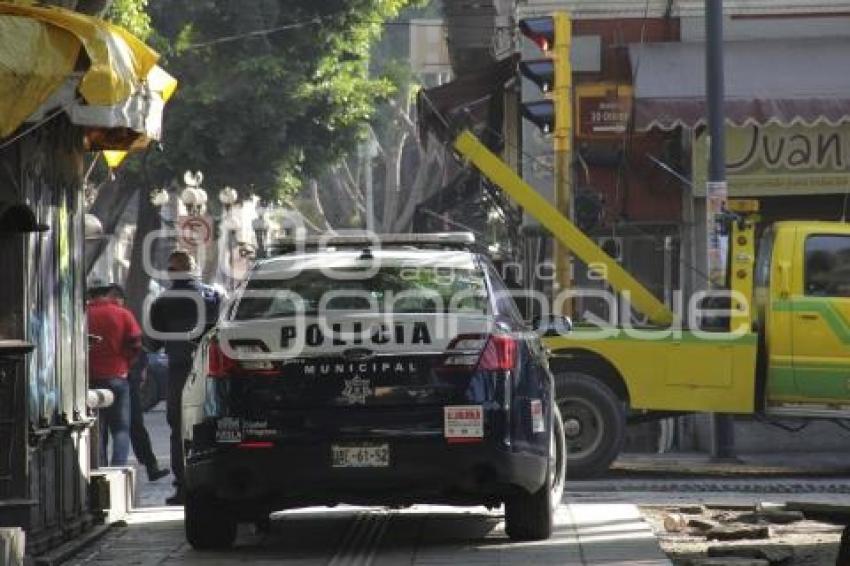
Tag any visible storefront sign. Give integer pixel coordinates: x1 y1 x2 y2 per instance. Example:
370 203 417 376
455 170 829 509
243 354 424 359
693 123 850 196
576 83 633 139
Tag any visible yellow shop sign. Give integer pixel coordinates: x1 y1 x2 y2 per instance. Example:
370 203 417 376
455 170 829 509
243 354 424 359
693 123 850 196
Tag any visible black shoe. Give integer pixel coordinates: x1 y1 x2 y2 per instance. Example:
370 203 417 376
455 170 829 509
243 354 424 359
165 491 185 506
146 467 170 482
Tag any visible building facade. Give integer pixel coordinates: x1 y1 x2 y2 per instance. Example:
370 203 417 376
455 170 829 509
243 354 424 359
421 0 850 453
0 6 174 555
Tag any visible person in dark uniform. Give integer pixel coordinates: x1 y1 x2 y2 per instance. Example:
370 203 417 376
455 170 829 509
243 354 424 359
128 351 170 481
147 250 221 505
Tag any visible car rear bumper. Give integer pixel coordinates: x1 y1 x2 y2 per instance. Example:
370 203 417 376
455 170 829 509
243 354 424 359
185 437 547 512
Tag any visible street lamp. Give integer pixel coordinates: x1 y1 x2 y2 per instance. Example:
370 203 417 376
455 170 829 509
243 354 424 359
218 186 238 210
150 188 169 208
218 186 239 287
252 202 270 259
181 170 207 216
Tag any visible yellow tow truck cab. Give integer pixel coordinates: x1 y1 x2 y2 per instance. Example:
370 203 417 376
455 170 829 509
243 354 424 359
760 221 850 413
452 130 850 477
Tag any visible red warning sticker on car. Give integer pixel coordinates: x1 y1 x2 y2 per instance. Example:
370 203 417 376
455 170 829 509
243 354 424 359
444 405 483 443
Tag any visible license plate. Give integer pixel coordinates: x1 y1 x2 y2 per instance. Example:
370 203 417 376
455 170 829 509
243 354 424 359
331 443 390 468
215 417 242 443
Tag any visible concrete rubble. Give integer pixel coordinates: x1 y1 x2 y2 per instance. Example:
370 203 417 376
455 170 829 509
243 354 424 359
646 501 839 564
705 525 771 541
707 543 793 564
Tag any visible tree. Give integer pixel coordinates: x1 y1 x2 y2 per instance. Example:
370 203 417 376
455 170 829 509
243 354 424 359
297 5 448 234
137 0 418 201
83 0 418 313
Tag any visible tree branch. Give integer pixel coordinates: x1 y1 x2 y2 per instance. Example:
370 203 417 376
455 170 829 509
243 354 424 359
392 146 445 232
310 178 335 233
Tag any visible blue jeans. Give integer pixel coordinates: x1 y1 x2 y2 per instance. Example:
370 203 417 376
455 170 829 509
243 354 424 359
98 377 130 466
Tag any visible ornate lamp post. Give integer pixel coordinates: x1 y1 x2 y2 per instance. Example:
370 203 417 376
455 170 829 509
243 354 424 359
149 187 169 209
180 171 207 216
252 201 270 259
146 186 179 282
217 186 239 287
218 186 237 211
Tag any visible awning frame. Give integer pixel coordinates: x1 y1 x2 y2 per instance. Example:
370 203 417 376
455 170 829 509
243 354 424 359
629 37 850 131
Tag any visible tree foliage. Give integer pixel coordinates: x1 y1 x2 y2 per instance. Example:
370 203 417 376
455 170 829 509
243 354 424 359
137 0 417 201
105 0 151 39
296 1 449 233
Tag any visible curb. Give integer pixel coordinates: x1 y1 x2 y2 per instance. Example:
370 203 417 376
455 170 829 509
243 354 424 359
32 524 113 566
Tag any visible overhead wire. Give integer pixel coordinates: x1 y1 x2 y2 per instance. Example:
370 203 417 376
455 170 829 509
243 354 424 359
181 17 515 51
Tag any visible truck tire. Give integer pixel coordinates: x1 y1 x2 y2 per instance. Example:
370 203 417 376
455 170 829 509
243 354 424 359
505 404 566 541
555 372 625 478
185 492 237 550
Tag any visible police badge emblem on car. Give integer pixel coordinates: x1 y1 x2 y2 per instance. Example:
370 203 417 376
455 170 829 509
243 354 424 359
341 375 372 405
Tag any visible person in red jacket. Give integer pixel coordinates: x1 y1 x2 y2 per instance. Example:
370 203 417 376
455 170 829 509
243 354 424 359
87 284 142 466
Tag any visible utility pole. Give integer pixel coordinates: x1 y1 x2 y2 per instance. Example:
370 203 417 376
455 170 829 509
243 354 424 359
706 0 736 461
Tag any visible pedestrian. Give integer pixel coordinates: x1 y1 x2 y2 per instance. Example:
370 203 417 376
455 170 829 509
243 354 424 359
87 283 142 467
147 250 221 505
128 352 170 481
101 283 170 482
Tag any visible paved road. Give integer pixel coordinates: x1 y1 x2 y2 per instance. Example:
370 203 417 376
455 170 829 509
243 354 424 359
65 503 669 565
73 406 670 565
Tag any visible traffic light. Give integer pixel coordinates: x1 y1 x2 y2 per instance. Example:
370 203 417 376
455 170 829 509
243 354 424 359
518 13 571 149
519 100 555 134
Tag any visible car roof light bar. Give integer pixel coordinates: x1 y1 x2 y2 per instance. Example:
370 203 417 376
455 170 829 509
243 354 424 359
270 232 477 254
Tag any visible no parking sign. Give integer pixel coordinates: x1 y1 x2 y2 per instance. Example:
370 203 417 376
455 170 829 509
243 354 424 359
177 215 212 248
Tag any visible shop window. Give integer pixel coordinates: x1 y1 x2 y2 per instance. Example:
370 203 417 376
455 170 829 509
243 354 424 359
804 235 850 297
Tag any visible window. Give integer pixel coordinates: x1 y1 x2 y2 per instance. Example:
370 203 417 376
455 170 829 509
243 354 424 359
804 235 850 297
234 265 489 320
484 262 523 324
754 228 774 290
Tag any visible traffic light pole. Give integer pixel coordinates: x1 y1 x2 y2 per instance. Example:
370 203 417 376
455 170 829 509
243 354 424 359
553 12 572 315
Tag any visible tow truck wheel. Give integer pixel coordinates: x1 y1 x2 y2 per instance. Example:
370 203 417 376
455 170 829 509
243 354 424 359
555 372 625 478
504 403 566 541
185 492 237 550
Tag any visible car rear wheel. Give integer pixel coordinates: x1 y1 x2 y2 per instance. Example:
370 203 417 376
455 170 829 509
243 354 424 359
504 404 566 541
185 492 237 550
555 372 625 478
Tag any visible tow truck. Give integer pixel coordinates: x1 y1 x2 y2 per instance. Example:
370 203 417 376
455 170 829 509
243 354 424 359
452 129 850 477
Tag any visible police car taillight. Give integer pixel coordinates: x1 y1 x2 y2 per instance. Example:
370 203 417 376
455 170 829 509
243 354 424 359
207 339 276 377
443 334 487 367
231 342 276 374
207 338 236 378
478 334 517 371
443 334 517 371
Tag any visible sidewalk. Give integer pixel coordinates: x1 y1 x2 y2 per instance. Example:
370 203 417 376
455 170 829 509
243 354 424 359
560 503 671 565
612 451 850 477
63 502 671 565
93 405 673 564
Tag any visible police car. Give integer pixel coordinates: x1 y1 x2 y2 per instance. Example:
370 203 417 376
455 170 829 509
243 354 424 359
181 233 565 549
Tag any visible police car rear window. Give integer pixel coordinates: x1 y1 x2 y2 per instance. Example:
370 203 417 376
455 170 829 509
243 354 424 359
234 266 488 320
